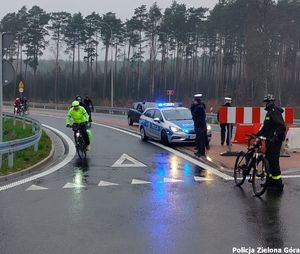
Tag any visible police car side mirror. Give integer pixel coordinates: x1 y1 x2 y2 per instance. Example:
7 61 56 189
153 117 160 123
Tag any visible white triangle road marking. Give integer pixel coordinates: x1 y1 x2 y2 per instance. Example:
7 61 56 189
131 179 152 185
98 181 119 187
163 178 183 183
194 176 214 182
26 184 48 191
112 153 147 168
63 182 85 189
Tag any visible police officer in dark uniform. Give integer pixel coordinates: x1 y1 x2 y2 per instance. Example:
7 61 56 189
257 94 286 191
191 94 207 157
218 97 233 145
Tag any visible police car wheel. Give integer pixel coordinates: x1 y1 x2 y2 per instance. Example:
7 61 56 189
140 127 148 141
128 116 133 126
161 130 169 146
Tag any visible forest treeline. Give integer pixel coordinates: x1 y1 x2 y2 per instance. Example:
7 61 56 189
1 0 300 107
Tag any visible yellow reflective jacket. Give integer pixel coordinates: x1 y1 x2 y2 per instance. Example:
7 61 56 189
66 106 88 125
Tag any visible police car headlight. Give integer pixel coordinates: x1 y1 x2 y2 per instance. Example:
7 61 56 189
207 124 212 131
170 126 182 132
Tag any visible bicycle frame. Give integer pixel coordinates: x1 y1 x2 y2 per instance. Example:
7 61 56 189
70 124 87 160
234 134 269 196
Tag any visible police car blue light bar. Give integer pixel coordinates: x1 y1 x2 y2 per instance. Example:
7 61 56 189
157 102 182 108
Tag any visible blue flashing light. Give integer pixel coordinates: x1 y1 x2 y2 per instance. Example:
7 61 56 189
157 102 181 108
183 129 189 133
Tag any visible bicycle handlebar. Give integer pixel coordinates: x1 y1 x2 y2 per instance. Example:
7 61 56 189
245 134 267 141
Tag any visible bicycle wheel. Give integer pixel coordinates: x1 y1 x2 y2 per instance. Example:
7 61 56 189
252 156 269 197
234 151 248 186
76 137 86 160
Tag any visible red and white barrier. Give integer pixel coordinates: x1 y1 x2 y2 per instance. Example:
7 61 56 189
218 107 294 124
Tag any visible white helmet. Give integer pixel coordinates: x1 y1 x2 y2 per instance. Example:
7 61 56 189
224 97 232 103
194 94 202 100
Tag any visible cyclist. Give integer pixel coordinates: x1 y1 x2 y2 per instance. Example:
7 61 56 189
75 95 91 122
257 94 286 192
66 100 91 151
84 95 94 122
20 97 28 113
13 98 22 114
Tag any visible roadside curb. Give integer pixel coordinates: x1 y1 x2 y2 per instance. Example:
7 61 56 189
0 126 62 183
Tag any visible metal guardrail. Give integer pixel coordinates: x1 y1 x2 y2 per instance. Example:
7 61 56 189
0 113 42 168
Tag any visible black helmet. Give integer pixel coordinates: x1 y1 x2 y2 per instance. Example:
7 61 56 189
75 95 82 101
263 94 275 102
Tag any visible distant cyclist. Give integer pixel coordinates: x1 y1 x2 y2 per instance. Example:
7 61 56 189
13 98 22 114
83 95 94 122
21 97 28 113
66 100 91 151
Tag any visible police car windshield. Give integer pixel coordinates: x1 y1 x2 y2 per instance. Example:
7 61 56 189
162 108 192 121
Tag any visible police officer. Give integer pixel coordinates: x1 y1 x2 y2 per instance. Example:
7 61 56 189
191 94 207 157
218 97 233 145
257 94 286 191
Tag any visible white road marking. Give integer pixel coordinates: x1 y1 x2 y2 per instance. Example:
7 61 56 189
282 175 300 178
131 179 152 185
63 182 85 189
98 181 119 186
194 176 214 182
0 124 76 192
164 178 183 183
26 184 48 191
112 153 147 168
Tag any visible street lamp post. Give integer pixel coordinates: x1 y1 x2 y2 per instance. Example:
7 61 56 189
100 22 114 107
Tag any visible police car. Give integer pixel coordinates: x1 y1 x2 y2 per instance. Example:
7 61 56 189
139 103 212 145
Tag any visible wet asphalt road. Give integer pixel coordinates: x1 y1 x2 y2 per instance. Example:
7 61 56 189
1 114 300 254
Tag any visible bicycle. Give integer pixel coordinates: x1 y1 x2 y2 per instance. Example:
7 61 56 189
68 124 87 160
234 134 270 197
14 104 24 116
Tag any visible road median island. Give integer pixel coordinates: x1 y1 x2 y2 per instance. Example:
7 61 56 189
0 118 52 176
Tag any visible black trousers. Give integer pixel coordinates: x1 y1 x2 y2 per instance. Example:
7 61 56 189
265 141 282 177
195 129 206 155
220 123 233 145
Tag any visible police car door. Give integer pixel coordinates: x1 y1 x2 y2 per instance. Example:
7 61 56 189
151 109 163 139
143 109 156 138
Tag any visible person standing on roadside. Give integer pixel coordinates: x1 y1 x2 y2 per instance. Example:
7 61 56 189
217 97 233 146
191 94 207 157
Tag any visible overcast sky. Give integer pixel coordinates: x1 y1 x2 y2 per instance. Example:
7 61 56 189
0 0 218 20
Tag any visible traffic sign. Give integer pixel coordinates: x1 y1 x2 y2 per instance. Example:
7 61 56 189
166 90 174 95
18 81 24 89
19 88 24 93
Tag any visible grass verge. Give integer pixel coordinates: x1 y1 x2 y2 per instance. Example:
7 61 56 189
0 118 52 175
